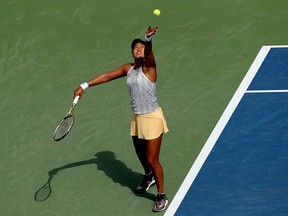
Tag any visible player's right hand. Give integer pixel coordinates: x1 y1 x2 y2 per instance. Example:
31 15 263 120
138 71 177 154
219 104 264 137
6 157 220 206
73 86 84 99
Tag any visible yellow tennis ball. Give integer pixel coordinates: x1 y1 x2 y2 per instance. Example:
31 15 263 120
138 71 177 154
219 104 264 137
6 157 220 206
153 9 161 16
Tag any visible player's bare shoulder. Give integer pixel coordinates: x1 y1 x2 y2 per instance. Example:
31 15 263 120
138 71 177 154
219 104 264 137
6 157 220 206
121 63 134 74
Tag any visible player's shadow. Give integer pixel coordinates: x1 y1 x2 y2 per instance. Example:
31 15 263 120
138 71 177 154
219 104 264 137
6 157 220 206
35 151 155 201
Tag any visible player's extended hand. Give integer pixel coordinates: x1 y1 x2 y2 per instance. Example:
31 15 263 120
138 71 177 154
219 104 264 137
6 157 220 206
146 26 158 37
73 86 84 99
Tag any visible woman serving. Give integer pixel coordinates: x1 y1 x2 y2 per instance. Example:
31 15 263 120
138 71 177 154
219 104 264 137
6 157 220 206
74 26 169 212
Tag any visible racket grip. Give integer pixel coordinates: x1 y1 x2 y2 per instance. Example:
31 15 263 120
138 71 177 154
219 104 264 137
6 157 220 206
73 95 80 105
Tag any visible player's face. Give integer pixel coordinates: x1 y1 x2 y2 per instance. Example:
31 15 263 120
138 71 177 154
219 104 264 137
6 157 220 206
132 43 145 59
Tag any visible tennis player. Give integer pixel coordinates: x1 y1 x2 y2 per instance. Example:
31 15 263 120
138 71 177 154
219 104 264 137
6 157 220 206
74 26 169 212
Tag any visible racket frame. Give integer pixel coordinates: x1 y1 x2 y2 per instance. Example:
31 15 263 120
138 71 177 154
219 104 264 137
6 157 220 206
53 96 79 141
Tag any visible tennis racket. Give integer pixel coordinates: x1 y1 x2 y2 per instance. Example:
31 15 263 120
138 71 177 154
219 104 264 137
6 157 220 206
53 96 80 141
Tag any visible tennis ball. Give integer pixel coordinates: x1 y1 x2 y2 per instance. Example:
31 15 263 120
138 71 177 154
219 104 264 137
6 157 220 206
153 9 161 16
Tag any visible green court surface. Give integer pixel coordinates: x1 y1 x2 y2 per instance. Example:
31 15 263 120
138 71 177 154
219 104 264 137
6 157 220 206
1 0 287 215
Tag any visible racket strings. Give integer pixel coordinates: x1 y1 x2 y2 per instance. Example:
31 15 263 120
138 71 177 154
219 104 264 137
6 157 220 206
53 103 77 141
54 115 74 141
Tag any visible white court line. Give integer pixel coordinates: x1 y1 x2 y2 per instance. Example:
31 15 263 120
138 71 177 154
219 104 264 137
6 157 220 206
246 90 288 93
164 45 288 216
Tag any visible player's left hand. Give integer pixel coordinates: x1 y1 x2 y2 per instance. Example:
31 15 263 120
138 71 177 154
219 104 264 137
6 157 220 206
146 26 158 37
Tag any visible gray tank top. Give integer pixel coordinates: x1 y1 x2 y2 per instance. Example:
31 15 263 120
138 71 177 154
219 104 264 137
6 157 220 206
126 66 159 114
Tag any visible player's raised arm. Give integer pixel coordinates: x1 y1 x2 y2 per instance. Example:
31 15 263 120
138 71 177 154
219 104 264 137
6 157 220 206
143 26 158 82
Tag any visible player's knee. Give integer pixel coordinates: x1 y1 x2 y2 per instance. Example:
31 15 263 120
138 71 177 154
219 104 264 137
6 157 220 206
147 156 159 167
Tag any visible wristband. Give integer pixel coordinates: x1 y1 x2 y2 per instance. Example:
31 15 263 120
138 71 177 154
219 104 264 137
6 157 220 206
145 35 152 42
80 82 89 90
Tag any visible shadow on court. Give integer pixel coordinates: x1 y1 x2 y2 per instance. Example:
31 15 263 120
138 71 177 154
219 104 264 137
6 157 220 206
34 151 155 202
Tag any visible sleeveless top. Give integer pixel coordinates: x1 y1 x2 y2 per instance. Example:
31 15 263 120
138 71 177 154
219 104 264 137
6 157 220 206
126 66 159 114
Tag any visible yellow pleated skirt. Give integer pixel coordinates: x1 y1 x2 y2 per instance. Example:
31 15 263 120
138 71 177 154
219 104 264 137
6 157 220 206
130 107 169 140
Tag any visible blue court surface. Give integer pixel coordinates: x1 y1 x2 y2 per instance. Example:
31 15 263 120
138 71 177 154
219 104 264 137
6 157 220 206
164 46 288 216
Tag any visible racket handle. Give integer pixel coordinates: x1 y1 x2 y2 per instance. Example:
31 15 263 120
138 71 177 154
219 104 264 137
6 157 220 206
73 96 80 105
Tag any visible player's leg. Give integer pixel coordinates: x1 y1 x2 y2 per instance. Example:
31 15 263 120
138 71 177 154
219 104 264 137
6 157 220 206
132 136 155 193
146 134 168 212
132 136 151 174
146 134 164 192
